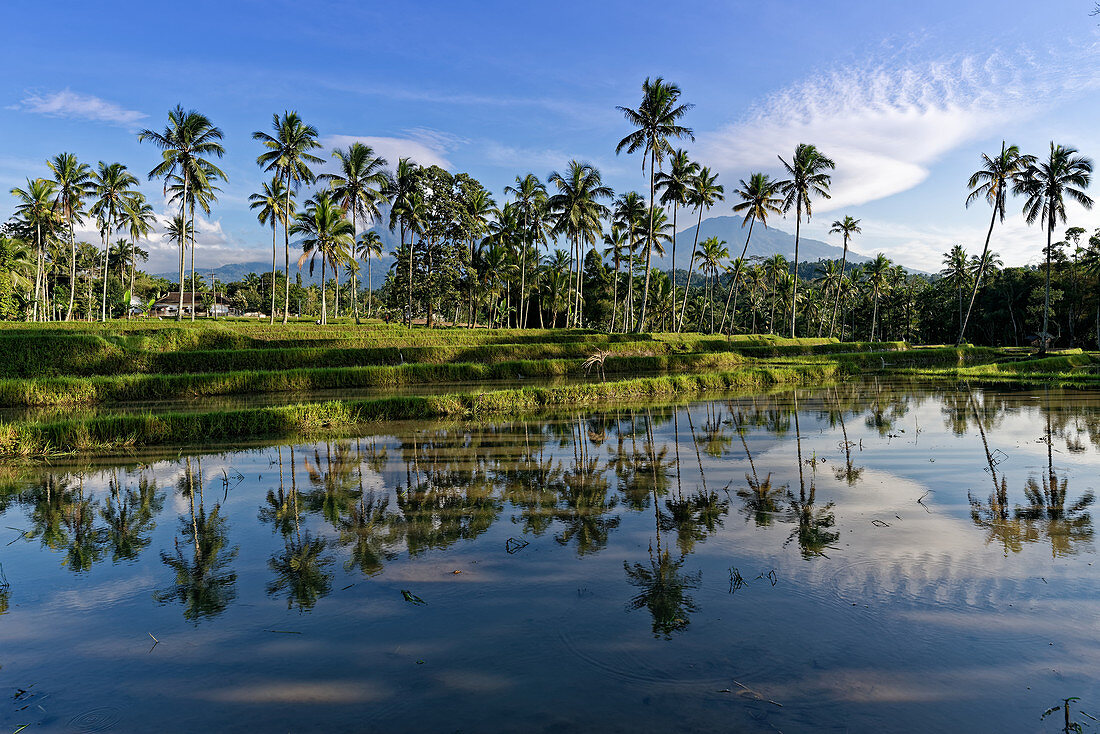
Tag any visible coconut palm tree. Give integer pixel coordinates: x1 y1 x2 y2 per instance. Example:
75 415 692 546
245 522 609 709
9 177 57 321
356 230 384 318
865 253 893 341
613 191 647 332
698 236 729 332
603 225 630 331
677 167 723 332
118 192 155 316
292 193 355 325
547 160 612 328
89 163 138 321
1016 142 1093 354
616 77 695 332
720 172 782 333
942 244 971 338
318 143 390 322
656 150 698 319
826 215 861 338
385 158 422 327
46 153 92 321
463 186 497 327
138 106 226 321
253 112 323 324
957 144 1034 345
249 177 294 320
776 144 835 337
166 171 220 321
503 173 546 328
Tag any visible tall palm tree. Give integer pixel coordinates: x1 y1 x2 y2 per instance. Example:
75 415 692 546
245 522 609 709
166 171 220 321
866 254 893 341
603 225 629 331
504 173 546 328
616 77 694 332
613 191 647 332
720 172 782 332
385 158 422 327
253 112 323 324
547 160 612 328
292 194 355 325
318 143 390 323
138 106 226 321
776 143 835 337
463 186 496 327
249 177 294 320
46 153 92 321
656 150 698 321
942 244 971 338
698 236 729 332
9 177 57 321
89 163 138 321
1017 143 1094 353
677 167 724 332
957 143 1033 345
355 230 384 318
118 192 155 316
826 215 861 338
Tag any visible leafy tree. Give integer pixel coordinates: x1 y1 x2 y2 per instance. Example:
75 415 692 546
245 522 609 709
292 193 355 324
46 153 92 321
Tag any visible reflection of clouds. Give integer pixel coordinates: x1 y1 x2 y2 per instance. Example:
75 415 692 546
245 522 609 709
200 680 391 703
49 573 155 612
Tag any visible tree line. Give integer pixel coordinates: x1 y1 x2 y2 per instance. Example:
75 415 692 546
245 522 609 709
2 79 1095 346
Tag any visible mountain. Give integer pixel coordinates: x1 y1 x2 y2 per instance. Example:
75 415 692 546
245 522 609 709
662 216 872 269
154 225 400 288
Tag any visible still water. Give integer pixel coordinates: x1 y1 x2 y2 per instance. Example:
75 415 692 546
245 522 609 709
1 380 1098 732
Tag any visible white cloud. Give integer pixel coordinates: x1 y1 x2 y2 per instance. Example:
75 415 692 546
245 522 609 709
10 89 147 129
693 46 1100 216
320 129 458 169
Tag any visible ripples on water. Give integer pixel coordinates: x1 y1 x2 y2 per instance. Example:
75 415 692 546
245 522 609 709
1 380 1098 732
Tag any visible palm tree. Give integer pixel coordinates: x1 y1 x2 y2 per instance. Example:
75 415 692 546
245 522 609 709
89 163 138 321
253 112 323 324
865 254 892 341
292 193 355 325
463 186 497 327
138 106 227 321
547 160 612 328
956 143 1034 345
603 225 630 331
720 173 782 333
9 177 57 321
656 150 698 322
1016 142 1093 354
826 215 861 338
318 143 390 322
677 167 723 332
166 172 220 321
616 77 694 332
355 230 384 317
698 236 729 332
118 192 155 317
385 158 422 327
249 177 294 320
46 153 92 321
942 244 971 337
504 173 546 328
613 191 647 332
776 144 835 337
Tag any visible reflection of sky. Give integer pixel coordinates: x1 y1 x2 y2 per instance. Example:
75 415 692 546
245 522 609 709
0 382 1097 732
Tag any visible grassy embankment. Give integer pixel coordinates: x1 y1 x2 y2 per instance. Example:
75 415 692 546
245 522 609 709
0 320 1094 455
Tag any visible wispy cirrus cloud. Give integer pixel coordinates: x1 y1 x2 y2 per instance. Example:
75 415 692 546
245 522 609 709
693 45 1100 215
9 89 148 129
320 128 461 170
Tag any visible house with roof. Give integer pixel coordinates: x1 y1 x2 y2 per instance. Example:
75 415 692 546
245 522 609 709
150 292 235 318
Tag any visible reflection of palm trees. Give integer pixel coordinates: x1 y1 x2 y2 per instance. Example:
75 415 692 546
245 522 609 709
556 417 618 555
830 386 863 485
662 490 729 554
1015 474 1094 557
61 473 107 572
970 477 1027 555
101 472 163 562
338 490 396 577
155 457 238 622
786 393 839 558
737 472 785 527
267 532 333 611
625 542 700 639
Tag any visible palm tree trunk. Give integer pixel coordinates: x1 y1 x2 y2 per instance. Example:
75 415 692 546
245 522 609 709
677 205 705 332
189 199 196 322
610 257 620 333
669 204 677 328
720 215 756 330
956 207 998 346
1041 218 1053 355
626 248 635 333
283 175 292 325
270 221 278 323
637 148 656 333
468 237 476 328
66 217 76 321
829 240 848 338
320 254 328 325
790 199 801 338
406 226 414 328
871 289 880 342
367 251 373 319
128 237 136 320
100 215 111 322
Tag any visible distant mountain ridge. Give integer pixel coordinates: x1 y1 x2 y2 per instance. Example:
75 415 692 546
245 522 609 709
663 216 873 269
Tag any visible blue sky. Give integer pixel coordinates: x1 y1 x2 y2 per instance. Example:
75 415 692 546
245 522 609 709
2 0 1099 273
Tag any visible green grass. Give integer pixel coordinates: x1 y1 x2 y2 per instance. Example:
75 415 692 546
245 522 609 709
0 363 839 456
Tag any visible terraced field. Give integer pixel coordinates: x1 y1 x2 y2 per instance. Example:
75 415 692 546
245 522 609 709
0 320 1093 456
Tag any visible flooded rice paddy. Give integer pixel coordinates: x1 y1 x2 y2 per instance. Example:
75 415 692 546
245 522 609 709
1 379 1098 732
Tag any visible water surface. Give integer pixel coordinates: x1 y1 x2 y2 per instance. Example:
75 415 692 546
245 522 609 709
1 380 1098 732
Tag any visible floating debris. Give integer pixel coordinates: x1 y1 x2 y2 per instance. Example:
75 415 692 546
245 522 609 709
401 590 427 605
505 537 529 554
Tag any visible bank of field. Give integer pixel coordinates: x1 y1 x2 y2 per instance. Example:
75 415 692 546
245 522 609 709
0 320 1092 457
